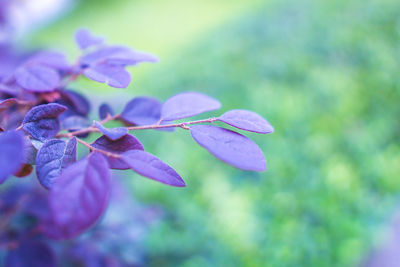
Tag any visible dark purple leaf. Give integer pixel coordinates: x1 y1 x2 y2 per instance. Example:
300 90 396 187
91 134 144 170
190 125 266 171
28 51 70 71
5 240 56 267
121 96 162 125
22 103 67 140
94 121 128 141
58 89 91 117
121 150 185 187
36 138 77 189
218 109 274 134
0 98 18 112
49 152 111 239
161 92 221 121
84 63 131 88
75 28 104 50
0 131 25 183
15 65 60 92
98 103 114 120
80 45 158 66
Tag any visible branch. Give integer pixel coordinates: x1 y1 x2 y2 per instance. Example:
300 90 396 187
59 117 218 138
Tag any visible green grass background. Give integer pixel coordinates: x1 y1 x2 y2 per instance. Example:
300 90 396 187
27 0 400 266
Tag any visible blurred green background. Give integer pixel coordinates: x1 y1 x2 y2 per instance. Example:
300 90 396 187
25 0 400 266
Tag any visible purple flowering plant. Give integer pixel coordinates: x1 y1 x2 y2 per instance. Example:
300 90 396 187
0 29 273 262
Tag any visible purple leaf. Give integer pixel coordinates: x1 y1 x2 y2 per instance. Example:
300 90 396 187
75 28 104 50
94 121 128 141
121 150 185 187
0 131 25 183
80 45 158 66
98 103 114 120
5 240 56 267
91 134 144 170
161 92 221 121
190 125 266 171
22 103 67 141
36 138 77 189
121 96 162 125
0 83 17 94
0 98 18 112
49 152 111 239
58 89 91 117
61 116 91 131
15 65 60 92
84 63 131 88
28 51 70 71
218 109 274 134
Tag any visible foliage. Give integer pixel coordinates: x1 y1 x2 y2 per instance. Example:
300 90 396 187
0 28 272 264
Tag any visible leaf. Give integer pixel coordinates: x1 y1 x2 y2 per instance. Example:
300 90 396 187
75 28 104 50
0 131 25 184
80 45 158 66
121 150 185 187
121 96 162 125
0 98 18 111
28 51 70 71
61 116 91 131
161 92 221 121
91 134 144 170
36 138 77 189
190 125 266 171
94 121 128 141
218 109 274 134
49 152 111 239
5 240 56 267
58 89 91 117
15 65 60 92
83 63 131 88
98 103 114 120
22 103 67 141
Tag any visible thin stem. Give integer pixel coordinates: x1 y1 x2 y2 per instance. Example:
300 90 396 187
56 114 121 138
76 138 120 158
126 117 217 131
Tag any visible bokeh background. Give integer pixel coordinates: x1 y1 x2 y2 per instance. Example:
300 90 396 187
6 0 400 266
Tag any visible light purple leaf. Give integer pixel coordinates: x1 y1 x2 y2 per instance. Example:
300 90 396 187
98 103 114 120
61 116 91 131
91 134 144 169
218 109 274 134
161 92 221 121
121 150 185 187
49 152 111 239
36 138 77 189
190 125 266 171
121 96 161 125
28 51 70 71
83 63 131 88
22 103 67 141
15 65 60 92
80 45 158 66
0 131 25 184
94 121 128 141
75 28 104 50
0 83 17 94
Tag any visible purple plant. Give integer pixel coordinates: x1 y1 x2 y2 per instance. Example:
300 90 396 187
0 29 273 264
